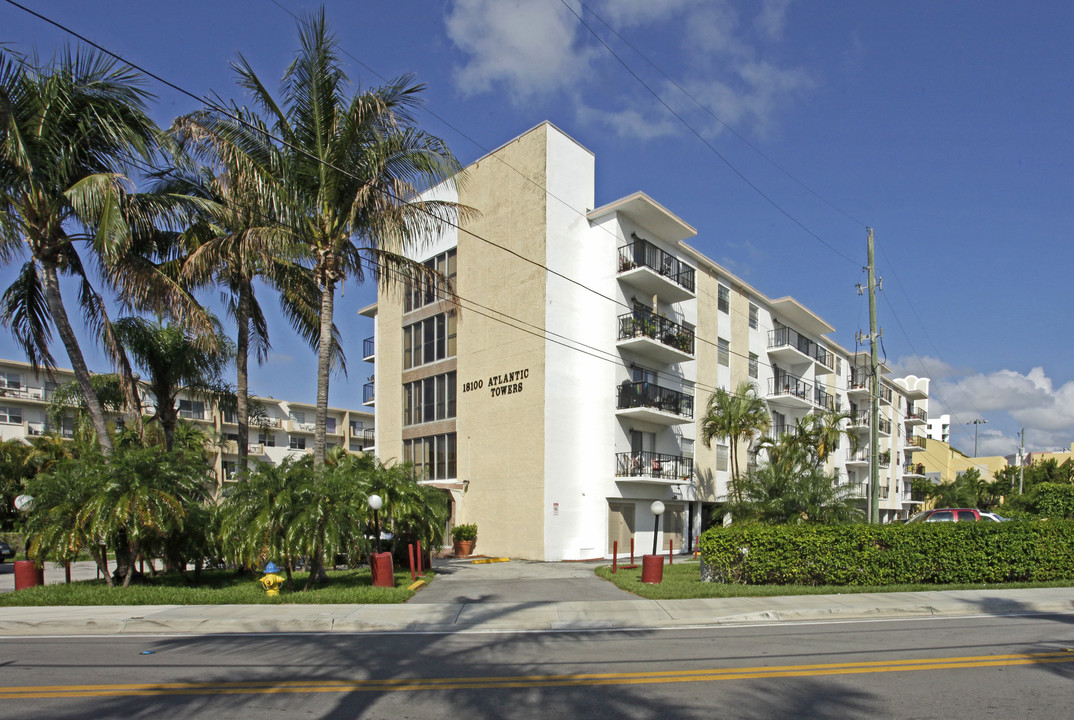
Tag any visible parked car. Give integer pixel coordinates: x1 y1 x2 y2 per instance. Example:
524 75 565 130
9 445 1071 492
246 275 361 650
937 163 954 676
979 512 1009 522
907 508 985 523
0 540 15 563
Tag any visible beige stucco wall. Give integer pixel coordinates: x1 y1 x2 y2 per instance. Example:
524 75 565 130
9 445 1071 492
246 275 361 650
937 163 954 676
692 266 724 502
451 125 551 559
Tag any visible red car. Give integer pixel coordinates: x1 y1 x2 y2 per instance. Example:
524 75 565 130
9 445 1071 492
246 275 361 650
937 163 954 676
907 508 984 523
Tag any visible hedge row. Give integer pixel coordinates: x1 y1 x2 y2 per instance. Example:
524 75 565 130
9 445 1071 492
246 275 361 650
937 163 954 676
697 520 1074 586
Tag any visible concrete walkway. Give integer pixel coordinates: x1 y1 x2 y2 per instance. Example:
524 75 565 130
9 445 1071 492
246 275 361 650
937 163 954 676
0 558 1072 637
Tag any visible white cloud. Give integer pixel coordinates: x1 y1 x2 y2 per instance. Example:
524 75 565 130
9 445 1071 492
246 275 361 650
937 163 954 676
445 0 598 103
895 356 1074 454
445 0 814 140
755 0 792 41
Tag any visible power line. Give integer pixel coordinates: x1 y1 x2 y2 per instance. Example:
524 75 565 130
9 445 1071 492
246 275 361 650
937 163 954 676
558 0 862 267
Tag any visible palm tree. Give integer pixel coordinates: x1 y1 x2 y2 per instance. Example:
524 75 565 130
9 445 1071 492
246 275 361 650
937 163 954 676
729 461 862 525
0 49 204 452
112 316 233 453
700 381 770 501
216 10 464 469
160 114 332 474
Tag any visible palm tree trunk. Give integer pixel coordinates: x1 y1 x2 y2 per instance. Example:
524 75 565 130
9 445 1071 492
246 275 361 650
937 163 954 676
313 278 335 469
236 282 251 474
40 262 114 453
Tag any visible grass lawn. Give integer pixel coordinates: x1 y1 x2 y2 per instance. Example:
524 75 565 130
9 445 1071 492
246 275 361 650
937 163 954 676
596 560 1074 600
0 567 431 606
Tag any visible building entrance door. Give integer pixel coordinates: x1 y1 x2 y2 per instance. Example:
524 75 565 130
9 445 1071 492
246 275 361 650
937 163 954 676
607 501 636 555
662 503 684 551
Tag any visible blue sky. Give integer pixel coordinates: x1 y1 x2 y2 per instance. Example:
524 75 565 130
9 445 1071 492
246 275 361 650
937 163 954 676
3 0 1072 457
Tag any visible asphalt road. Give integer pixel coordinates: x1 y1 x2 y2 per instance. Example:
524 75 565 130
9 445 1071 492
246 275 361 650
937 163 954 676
1 613 1073 719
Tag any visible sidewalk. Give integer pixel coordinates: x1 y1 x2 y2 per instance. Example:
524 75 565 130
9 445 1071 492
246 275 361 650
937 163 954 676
0 558 1071 637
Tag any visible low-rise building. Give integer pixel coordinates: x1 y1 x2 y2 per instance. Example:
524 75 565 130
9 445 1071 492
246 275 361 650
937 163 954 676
0 357 373 489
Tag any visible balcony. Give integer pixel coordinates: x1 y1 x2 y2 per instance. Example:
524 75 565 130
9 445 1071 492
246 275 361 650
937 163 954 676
849 411 869 431
904 435 926 452
766 374 814 410
617 309 694 365
350 428 375 450
905 406 927 425
844 482 889 500
287 419 316 434
877 417 892 436
902 462 926 478
616 381 693 426
615 451 694 485
813 386 835 412
0 386 45 400
846 450 891 467
879 384 893 405
617 234 695 303
363 382 375 406
363 336 375 363
767 327 835 373
847 370 870 398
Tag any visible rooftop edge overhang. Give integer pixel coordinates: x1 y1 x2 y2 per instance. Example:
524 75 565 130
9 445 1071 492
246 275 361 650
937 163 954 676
769 297 835 337
358 302 378 318
588 192 697 243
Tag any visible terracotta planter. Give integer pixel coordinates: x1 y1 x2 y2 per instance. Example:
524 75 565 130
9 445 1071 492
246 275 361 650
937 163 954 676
453 539 475 557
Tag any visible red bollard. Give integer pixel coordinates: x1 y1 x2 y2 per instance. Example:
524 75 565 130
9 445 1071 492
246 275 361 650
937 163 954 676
408 544 416 582
416 540 423 574
669 539 674 565
630 537 635 565
370 552 395 587
14 560 44 590
641 554 664 584
613 541 618 574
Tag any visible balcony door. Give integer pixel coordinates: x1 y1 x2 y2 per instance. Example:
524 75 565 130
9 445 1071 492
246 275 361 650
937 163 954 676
661 503 685 551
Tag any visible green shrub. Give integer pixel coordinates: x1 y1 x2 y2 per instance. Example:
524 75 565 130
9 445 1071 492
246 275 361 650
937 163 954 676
698 520 1074 586
1024 483 1074 519
451 523 477 541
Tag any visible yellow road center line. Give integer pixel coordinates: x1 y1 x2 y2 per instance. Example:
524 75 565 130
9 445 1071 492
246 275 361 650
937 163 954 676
2 652 1072 700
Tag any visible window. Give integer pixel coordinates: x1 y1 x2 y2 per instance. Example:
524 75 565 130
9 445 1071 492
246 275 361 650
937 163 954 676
718 284 730 313
225 432 239 443
748 303 758 329
289 436 306 450
222 461 237 480
836 357 842 376
403 312 457 369
222 408 238 424
326 417 337 434
178 399 205 420
0 406 22 424
258 432 276 447
747 352 758 379
403 433 457 480
403 372 457 426
718 338 729 367
405 248 458 312
289 410 306 424
716 443 729 472
0 373 21 390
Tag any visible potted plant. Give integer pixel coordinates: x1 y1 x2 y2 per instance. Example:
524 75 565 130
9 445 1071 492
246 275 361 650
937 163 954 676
451 523 478 557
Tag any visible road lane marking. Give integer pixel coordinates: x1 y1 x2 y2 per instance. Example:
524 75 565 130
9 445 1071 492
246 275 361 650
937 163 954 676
2 651 1073 700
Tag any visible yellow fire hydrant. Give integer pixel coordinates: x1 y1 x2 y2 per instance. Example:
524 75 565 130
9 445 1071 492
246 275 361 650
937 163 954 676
260 562 284 596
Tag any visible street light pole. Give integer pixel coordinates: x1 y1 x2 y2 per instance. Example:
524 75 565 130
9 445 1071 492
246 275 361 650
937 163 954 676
368 494 383 554
650 500 665 556
968 419 988 456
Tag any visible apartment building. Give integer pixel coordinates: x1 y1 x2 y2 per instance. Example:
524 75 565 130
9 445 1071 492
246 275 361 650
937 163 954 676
0 357 374 488
366 122 930 560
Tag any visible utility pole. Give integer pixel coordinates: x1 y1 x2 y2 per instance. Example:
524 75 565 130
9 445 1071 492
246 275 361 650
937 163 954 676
968 418 988 457
866 228 881 524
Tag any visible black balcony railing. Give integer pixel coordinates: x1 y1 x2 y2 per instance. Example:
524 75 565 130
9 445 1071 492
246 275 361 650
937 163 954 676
813 386 835 411
618 308 695 355
906 406 927 422
363 336 375 359
879 385 893 403
615 451 694 481
617 381 694 419
849 369 870 391
767 374 812 401
878 417 892 435
767 327 834 370
363 383 375 404
618 234 695 292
